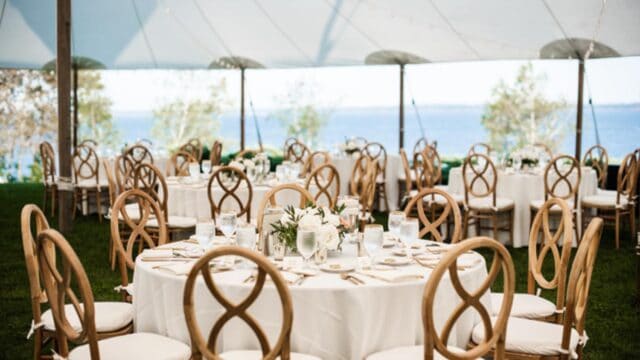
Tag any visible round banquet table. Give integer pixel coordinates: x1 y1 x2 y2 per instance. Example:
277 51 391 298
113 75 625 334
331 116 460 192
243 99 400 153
133 241 490 360
447 166 598 248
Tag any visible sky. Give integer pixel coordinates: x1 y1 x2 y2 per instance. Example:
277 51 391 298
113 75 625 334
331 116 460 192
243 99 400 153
101 56 640 113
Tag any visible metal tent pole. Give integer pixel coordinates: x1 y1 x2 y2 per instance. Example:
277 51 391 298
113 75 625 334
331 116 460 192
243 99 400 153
575 59 585 159
57 0 73 233
240 67 246 151
399 64 405 150
73 64 78 149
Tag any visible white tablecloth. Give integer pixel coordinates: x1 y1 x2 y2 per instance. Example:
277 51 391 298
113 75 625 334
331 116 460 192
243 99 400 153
448 167 598 247
133 242 489 359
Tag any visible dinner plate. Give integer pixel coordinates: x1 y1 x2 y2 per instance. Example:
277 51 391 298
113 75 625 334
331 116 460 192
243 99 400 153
377 256 411 266
319 262 355 273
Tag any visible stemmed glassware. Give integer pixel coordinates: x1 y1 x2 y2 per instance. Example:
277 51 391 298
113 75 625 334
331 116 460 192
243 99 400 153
363 224 384 265
387 211 406 240
340 207 359 243
218 212 238 244
195 219 216 252
201 160 211 175
296 228 318 269
399 218 419 258
236 223 257 268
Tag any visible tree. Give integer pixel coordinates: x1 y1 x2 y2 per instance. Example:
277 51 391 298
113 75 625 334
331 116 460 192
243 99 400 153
77 71 120 150
481 63 568 154
0 70 57 180
151 73 228 151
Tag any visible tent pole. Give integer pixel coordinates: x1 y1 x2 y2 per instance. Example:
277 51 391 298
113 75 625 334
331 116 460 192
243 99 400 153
73 64 78 149
575 59 584 160
57 0 73 234
240 67 246 151
399 63 405 150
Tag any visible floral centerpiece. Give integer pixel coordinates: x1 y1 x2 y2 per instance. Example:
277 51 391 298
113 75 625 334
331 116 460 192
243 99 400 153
271 204 347 252
229 158 256 172
339 138 361 156
508 147 539 169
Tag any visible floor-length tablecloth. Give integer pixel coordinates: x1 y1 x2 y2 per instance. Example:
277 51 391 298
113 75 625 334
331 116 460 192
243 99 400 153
133 244 489 359
448 167 598 247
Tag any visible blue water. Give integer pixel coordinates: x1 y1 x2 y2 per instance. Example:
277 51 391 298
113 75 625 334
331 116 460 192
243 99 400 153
115 104 640 159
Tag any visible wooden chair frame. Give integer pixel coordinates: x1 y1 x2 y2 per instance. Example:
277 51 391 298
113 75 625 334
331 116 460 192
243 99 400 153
210 140 223 165
582 145 608 189
284 140 311 166
527 198 573 323
363 142 389 211
256 184 315 235
462 154 514 244
114 154 136 193
398 149 414 208
533 142 553 159
414 149 437 191
123 144 154 167
207 166 253 223
582 152 637 249
467 142 492 156
302 151 331 177
349 155 377 225
78 139 98 148
282 137 299 158
184 246 293 359
404 188 462 243
72 144 106 222
305 163 340 208
412 137 429 157
40 141 57 217
180 138 203 162
423 145 442 185
424 237 515 360
169 150 198 177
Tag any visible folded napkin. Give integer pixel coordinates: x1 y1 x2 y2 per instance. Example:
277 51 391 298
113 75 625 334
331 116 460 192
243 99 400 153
140 249 174 259
153 262 195 276
357 269 423 283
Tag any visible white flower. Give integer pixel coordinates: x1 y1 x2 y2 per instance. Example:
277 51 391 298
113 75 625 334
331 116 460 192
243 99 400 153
229 160 245 171
298 213 322 229
325 212 340 227
318 223 340 250
241 159 256 169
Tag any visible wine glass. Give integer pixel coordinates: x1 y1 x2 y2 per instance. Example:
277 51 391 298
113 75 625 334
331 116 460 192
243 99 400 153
512 155 522 172
387 211 406 240
236 223 257 268
195 219 215 251
399 218 419 258
296 228 318 269
363 224 384 264
340 207 359 243
275 165 286 182
218 212 238 243
201 160 212 175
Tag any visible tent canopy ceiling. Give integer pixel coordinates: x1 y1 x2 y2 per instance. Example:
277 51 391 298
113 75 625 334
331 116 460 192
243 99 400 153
1 0 638 70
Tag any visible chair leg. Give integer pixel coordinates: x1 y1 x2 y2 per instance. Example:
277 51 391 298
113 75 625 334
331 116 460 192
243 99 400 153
630 205 636 243
42 186 48 217
96 189 103 223
33 329 42 360
492 213 499 241
615 209 620 249
463 212 469 239
509 209 515 246
51 188 56 218
72 189 78 220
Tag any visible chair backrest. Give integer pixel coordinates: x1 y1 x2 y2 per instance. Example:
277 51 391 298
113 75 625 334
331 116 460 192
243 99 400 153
282 137 298 157
210 140 223 165
184 246 293 359
123 144 154 167
543 155 581 204
467 142 492 156
72 144 100 184
413 137 429 157
305 163 340 208
207 166 253 223
285 140 311 165
363 142 388 177
462 153 498 206
39 141 56 185
256 184 315 234
102 159 118 207
131 163 168 221
399 149 413 196
528 198 574 316
404 188 462 243
79 139 98 148
21 204 50 328
110 189 167 287
615 152 638 205
349 155 377 213
561 217 603 356
302 151 331 176
37 228 99 357
423 237 515 360
180 138 203 162
582 145 608 189
169 150 197 177
413 149 436 191
534 142 553 159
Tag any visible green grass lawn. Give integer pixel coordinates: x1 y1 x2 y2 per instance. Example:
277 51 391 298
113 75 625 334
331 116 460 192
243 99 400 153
0 183 638 359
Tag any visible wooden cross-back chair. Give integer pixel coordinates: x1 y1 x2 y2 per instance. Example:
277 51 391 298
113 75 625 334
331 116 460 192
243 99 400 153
37 228 190 360
40 141 57 217
302 150 331 177
209 140 223 165
492 198 573 325
114 155 135 193
534 142 554 159
110 189 168 301
490 218 603 360
422 145 442 186
366 237 515 360
582 145 608 189
123 144 154 167
72 144 107 222
179 138 203 162
168 150 197 177
413 149 436 191
282 137 299 157
78 139 98 148
207 166 253 223
462 153 515 244
412 137 429 157
305 163 340 208
363 142 389 211
349 155 377 226
256 184 315 236
398 149 414 208
183 246 320 360
285 140 311 166
403 188 462 243
467 142 492 156
582 152 637 249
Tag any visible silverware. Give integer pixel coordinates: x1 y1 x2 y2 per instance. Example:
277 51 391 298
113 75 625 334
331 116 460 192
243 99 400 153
340 273 363 285
243 273 256 283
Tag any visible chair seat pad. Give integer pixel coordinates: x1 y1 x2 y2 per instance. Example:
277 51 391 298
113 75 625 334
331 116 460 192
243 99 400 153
366 345 476 360
147 216 197 228
69 332 191 360
220 350 321 360
42 302 133 333
467 197 514 211
472 316 580 358
596 189 617 197
581 194 628 209
118 203 141 221
75 179 109 189
491 293 557 319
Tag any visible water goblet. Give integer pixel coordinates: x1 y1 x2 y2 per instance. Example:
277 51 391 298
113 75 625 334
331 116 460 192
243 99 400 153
201 160 212 175
236 223 257 268
399 218 420 258
296 228 318 269
387 211 406 240
363 224 384 264
195 219 216 251
218 212 238 244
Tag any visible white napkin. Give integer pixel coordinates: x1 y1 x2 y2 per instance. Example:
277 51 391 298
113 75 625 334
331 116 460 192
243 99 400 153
274 271 303 284
457 253 481 268
154 262 195 275
357 269 423 283
140 249 174 259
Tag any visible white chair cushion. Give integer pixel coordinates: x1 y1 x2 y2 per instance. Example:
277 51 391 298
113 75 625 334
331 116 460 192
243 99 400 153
471 316 581 358
596 188 617 197
530 199 575 211
147 216 197 228
220 350 320 360
117 203 141 221
42 302 133 333
491 293 556 319
75 179 109 189
68 332 191 360
581 194 628 209
467 197 514 211
366 345 475 360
